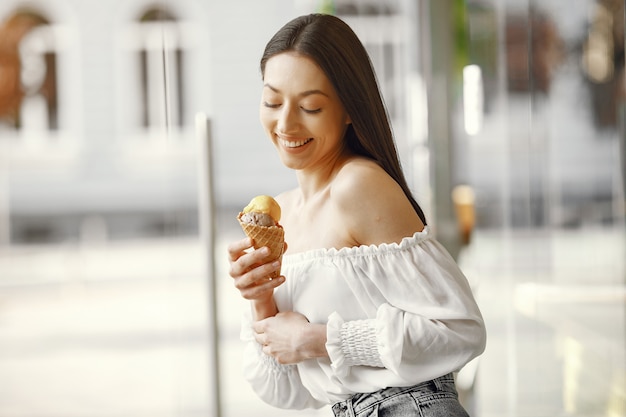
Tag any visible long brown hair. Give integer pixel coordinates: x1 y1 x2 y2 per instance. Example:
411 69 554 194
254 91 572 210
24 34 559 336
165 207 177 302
260 13 427 225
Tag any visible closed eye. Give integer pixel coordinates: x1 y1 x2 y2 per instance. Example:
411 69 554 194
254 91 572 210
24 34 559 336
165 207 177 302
263 102 281 108
302 107 321 114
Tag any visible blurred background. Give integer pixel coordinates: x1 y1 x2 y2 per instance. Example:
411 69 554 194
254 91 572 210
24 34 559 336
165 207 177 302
0 0 624 416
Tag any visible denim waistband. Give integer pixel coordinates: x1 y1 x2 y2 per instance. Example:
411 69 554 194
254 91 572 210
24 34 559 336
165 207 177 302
331 373 457 417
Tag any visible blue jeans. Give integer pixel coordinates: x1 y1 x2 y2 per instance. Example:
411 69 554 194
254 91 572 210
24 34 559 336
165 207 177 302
331 374 469 417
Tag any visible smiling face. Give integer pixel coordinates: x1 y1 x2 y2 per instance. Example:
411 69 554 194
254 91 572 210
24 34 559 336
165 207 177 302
260 52 351 172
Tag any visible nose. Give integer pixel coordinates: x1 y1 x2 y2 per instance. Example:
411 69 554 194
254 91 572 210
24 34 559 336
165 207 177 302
277 104 298 133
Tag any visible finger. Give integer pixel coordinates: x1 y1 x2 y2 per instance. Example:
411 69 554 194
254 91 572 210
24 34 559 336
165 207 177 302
227 237 254 261
253 331 265 345
233 257 281 288
229 246 271 279
251 259 282 283
253 318 268 334
262 344 273 357
241 246 273 271
239 275 285 300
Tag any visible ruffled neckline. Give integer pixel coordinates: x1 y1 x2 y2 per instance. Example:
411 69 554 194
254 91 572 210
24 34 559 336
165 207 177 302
282 226 431 265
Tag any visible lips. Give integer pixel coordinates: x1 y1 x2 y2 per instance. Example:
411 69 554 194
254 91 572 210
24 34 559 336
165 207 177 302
279 137 313 148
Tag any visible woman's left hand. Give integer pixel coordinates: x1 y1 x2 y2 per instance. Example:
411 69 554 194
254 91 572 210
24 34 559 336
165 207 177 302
253 311 328 364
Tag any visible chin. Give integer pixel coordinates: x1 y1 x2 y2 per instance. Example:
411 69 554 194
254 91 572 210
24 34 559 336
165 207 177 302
278 155 304 171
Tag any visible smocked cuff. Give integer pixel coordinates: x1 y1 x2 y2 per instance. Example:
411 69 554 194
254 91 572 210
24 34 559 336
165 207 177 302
327 312 384 377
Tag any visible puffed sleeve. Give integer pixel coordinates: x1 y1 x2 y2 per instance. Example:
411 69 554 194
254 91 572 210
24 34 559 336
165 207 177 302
325 232 486 384
240 311 326 410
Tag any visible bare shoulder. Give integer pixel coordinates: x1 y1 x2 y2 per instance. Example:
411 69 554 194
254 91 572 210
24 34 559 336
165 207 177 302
333 158 391 194
331 158 424 246
332 158 405 209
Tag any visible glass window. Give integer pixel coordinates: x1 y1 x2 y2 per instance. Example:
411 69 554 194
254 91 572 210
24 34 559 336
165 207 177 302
135 6 185 131
0 10 58 132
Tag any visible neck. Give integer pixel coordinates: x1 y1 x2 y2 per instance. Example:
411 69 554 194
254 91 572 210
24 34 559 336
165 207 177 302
295 150 351 201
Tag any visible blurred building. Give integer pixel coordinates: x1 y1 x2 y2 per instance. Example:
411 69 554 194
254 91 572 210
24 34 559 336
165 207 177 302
463 0 624 230
0 0 304 245
3 0 622 246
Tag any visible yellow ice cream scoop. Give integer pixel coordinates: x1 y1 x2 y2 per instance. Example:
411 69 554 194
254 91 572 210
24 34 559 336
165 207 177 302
243 195 281 222
238 195 284 278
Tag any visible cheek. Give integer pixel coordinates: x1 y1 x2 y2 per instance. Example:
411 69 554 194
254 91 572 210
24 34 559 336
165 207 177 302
324 115 348 138
259 109 274 131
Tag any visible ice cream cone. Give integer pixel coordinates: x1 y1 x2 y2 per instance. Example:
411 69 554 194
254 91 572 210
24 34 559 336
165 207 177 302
238 212 285 278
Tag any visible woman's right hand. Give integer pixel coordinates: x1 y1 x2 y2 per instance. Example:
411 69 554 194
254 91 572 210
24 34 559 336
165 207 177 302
227 237 285 318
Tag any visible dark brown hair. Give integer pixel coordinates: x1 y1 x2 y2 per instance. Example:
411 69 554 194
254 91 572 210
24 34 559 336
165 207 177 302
260 14 426 224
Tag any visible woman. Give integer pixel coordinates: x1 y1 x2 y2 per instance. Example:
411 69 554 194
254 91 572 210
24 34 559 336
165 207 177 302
227 13 486 416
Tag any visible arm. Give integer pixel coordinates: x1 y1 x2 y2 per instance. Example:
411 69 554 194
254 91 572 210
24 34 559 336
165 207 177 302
325 160 485 379
327 301 486 381
227 237 285 320
241 311 326 410
254 250 486 382
325 237 486 381
230 238 326 409
253 311 328 364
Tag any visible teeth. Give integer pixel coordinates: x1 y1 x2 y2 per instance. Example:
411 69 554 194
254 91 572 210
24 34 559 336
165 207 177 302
281 138 312 148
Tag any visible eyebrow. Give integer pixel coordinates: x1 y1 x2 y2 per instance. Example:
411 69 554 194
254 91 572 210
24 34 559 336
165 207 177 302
264 83 329 98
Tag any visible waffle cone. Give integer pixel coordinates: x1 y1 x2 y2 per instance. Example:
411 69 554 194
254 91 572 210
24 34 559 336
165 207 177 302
238 212 285 278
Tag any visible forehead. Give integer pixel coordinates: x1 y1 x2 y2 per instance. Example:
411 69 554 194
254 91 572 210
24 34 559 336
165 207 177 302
263 52 333 93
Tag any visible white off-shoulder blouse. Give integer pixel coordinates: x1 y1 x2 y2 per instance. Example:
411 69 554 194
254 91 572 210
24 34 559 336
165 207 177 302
240 227 486 410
